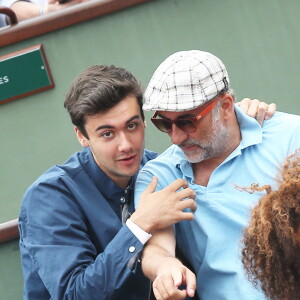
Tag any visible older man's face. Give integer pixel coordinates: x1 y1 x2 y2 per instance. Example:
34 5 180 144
158 102 231 163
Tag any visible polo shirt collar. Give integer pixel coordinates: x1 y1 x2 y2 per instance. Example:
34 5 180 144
234 104 262 150
175 104 263 176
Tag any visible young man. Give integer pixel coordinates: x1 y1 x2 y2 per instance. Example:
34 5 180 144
18 65 197 300
134 50 300 300
19 64 273 299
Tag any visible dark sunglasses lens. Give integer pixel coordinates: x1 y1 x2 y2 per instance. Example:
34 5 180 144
152 119 172 132
176 119 196 132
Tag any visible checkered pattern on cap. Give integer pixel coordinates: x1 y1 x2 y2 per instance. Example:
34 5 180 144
143 50 229 111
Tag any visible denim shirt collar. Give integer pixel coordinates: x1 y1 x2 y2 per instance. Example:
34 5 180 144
79 147 134 216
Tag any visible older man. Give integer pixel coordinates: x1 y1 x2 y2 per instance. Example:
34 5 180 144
18 65 197 300
134 50 300 300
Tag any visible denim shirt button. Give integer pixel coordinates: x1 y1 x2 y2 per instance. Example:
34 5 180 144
129 246 135 253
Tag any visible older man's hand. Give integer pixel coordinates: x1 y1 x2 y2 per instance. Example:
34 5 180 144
151 257 196 300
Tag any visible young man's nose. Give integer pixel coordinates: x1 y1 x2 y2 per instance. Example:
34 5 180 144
118 133 132 151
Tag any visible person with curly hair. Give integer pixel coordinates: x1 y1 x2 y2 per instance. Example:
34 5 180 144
242 149 300 300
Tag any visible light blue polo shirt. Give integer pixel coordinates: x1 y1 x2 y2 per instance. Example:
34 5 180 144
135 106 300 300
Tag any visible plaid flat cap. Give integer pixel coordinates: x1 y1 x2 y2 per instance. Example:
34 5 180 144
143 50 229 111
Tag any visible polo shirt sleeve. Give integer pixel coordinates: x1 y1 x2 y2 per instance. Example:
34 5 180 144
19 177 145 299
134 166 156 210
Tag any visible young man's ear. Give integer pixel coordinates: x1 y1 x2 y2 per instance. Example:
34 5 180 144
75 126 89 147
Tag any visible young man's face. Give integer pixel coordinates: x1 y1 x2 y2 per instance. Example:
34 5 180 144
76 95 145 188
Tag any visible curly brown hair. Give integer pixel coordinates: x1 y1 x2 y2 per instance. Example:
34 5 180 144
242 149 300 300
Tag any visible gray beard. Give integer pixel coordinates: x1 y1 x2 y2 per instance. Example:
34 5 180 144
180 118 231 163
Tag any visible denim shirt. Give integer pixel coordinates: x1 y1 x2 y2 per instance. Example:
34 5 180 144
19 147 157 300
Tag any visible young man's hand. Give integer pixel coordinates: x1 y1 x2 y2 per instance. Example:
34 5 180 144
131 177 197 233
237 98 276 125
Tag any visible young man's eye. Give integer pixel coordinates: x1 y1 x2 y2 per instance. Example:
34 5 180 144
128 123 137 130
102 131 113 138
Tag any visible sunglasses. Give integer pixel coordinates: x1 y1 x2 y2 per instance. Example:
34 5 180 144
151 97 220 133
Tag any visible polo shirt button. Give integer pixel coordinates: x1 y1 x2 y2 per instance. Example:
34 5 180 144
129 246 135 253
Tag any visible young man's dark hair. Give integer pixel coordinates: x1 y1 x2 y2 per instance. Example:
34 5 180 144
64 65 145 138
